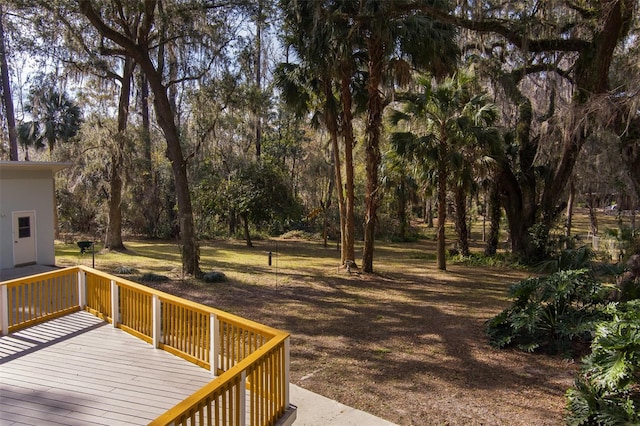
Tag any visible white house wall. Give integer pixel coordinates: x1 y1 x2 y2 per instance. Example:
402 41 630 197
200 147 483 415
0 166 59 269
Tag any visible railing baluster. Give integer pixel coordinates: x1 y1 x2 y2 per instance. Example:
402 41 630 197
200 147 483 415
0 285 8 336
110 280 119 327
153 294 161 348
210 313 218 376
239 371 246 426
285 337 291 407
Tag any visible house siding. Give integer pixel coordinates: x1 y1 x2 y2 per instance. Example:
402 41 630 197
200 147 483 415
0 163 68 269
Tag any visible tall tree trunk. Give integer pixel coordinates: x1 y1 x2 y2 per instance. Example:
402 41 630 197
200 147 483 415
362 36 383 273
138 72 160 237
565 177 575 247
105 57 134 250
485 181 501 256
454 185 469 256
242 212 252 247
498 72 538 259
426 196 434 228
620 117 640 203
340 68 356 265
254 6 262 160
437 141 447 270
141 61 200 276
587 187 598 236
140 73 152 166
79 2 200 276
398 180 407 241
323 157 335 248
0 6 18 161
324 83 347 265
106 146 124 248
229 209 237 236
500 157 535 259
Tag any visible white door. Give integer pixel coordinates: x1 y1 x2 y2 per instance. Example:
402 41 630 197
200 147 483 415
13 211 36 266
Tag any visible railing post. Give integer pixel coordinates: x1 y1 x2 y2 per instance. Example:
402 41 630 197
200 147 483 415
284 336 291 407
210 313 219 376
77 269 86 309
152 295 161 348
110 280 119 327
239 371 247 426
0 285 8 336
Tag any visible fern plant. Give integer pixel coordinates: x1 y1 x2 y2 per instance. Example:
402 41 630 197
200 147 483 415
486 269 608 355
566 300 640 425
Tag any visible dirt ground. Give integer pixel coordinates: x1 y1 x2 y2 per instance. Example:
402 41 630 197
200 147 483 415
131 238 578 426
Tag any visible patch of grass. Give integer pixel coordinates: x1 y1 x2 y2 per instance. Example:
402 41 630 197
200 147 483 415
56 240 182 274
55 233 572 424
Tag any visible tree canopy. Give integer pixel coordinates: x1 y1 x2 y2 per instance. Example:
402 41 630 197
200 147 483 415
1 0 638 271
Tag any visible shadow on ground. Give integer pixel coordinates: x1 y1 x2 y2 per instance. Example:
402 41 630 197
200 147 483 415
136 238 577 426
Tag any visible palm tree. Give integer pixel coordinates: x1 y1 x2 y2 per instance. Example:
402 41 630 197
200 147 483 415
17 83 82 239
20 85 82 156
356 0 458 273
390 70 499 270
279 0 360 267
17 121 42 160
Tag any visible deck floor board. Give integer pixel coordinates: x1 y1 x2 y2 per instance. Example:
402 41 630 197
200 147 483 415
0 311 215 426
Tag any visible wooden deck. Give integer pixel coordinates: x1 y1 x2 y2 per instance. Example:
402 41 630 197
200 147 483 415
0 311 215 425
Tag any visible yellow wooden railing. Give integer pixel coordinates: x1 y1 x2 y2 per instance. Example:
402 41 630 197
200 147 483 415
0 266 291 426
0 268 81 333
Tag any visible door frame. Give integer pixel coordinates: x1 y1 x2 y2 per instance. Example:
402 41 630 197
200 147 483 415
12 210 37 266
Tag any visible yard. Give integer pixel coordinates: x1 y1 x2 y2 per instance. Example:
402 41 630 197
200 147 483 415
54 229 600 426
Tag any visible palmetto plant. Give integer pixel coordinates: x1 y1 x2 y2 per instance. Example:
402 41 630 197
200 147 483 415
486 269 608 355
535 246 595 275
566 300 640 425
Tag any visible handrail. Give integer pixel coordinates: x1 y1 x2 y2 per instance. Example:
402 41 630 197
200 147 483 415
78 266 281 338
0 267 80 333
149 334 288 426
1 266 291 426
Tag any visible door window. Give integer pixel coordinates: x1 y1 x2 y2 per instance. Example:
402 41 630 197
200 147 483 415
18 216 31 238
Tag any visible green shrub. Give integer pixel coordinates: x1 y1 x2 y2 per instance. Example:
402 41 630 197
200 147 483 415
566 300 640 425
114 265 137 275
280 230 320 240
535 246 594 275
486 269 608 355
450 252 522 268
202 271 227 283
140 272 169 282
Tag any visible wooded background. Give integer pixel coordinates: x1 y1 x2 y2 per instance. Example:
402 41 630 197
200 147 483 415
1 0 638 275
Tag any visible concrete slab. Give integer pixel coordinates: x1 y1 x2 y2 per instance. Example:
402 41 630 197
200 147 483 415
290 385 397 426
0 264 60 282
